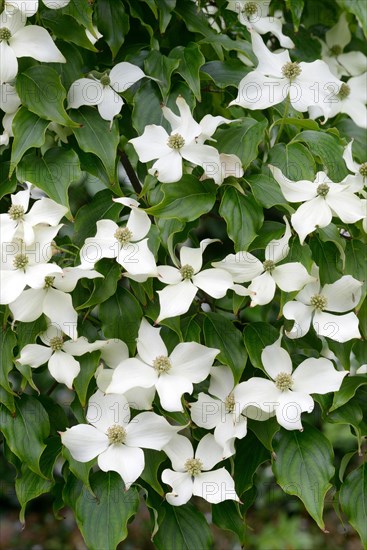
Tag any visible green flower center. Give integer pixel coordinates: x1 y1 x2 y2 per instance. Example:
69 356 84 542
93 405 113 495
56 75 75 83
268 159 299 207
114 227 132 246
0 27 11 41
242 2 258 16
359 162 367 178
263 259 275 273
100 74 111 86
225 393 236 414
184 458 203 477
152 355 172 374
281 62 302 80
8 204 25 221
317 183 330 197
44 276 55 289
310 293 327 311
330 44 342 56
107 424 126 445
180 264 194 280
167 133 185 150
13 254 29 270
49 336 64 351
338 83 351 100
275 372 293 391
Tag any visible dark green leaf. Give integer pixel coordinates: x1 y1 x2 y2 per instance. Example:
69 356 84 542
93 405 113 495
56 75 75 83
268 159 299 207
73 351 100 407
170 43 205 100
285 0 304 30
234 430 269 495
340 463 367 546
330 375 367 411
201 60 249 88
246 171 289 209
145 50 179 99
15 465 53 524
215 118 267 169
244 323 279 371
10 108 48 175
268 142 316 181
95 0 130 57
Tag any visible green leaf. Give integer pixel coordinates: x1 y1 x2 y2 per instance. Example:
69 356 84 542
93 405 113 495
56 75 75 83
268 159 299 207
17 147 81 211
0 162 17 199
78 259 121 309
170 43 205 101
73 351 100 407
99 287 143 354
71 108 120 184
16 66 79 127
337 0 367 37
9 108 48 175
0 330 17 403
215 119 267 169
234 430 269 495
201 59 248 88
203 313 247 383
212 501 245 543
246 171 289 209
309 237 343 284
145 50 179 99
62 447 95 495
293 130 348 181
272 424 335 530
146 176 217 221
156 0 176 32
244 323 279 371
219 187 263 251
340 463 367 546
248 417 280 451
95 0 130 57
140 449 166 496
74 471 139 550
344 239 367 282
285 0 304 30
15 465 54 524
62 0 95 33
132 80 164 134
1 395 50 477
154 502 213 550
330 375 367 411
41 10 98 52
268 142 316 181
271 117 319 131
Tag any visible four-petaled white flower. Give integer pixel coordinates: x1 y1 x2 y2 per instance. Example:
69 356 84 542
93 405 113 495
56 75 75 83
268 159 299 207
61 389 178 488
3 0 71 18
156 238 234 321
230 31 342 119
283 272 363 343
318 13 367 77
78 197 157 278
8 267 102 338
0 10 66 84
234 335 348 430
162 433 239 505
0 225 63 304
18 325 104 388
106 317 219 412
0 187 67 245
227 0 294 48
270 166 366 244
213 217 315 306
67 62 146 122
129 96 223 183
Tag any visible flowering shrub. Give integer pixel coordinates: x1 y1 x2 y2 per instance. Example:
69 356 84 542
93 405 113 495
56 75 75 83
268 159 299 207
0 0 366 548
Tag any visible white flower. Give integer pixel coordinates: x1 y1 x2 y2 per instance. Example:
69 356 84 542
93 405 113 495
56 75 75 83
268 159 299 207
67 62 146 122
129 96 223 183
18 325 104 388
270 166 366 244
317 74 367 129
78 197 157 278
85 26 103 46
8 267 102 338
190 365 270 458
0 10 66 84
227 0 294 48
156 239 233 321
235 335 348 430
343 141 367 191
213 217 315 306
0 82 21 113
318 13 367 77
162 433 239 505
0 187 67 246
230 31 342 118
3 0 70 17
106 318 219 412
283 273 363 343
61 389 178 488
0 108 17 145
0 225 63 304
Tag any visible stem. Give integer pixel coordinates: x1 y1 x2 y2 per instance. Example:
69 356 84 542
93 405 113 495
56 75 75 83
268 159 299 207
274 94 291 145
47 381 58 396
118 150 142 195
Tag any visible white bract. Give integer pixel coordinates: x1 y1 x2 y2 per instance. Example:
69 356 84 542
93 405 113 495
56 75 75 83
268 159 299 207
78 197 157 278
227 0 294 48
61 390 178 488
106 318 219 412
230 31 342 118
8 267 102 338
67 62 146 122
0 82 21 113
319 13 367 77
0 187 67 245
235 335 348 430
162 433 239 505
129 96 223 183
156 239 234 321
343 141 367 191
3 0 70 17
319 74 367 129
18 325 104 388
0 10 66 84
213 217 315 306
0 225 62 304
270 166 366 244
283 274 363 343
